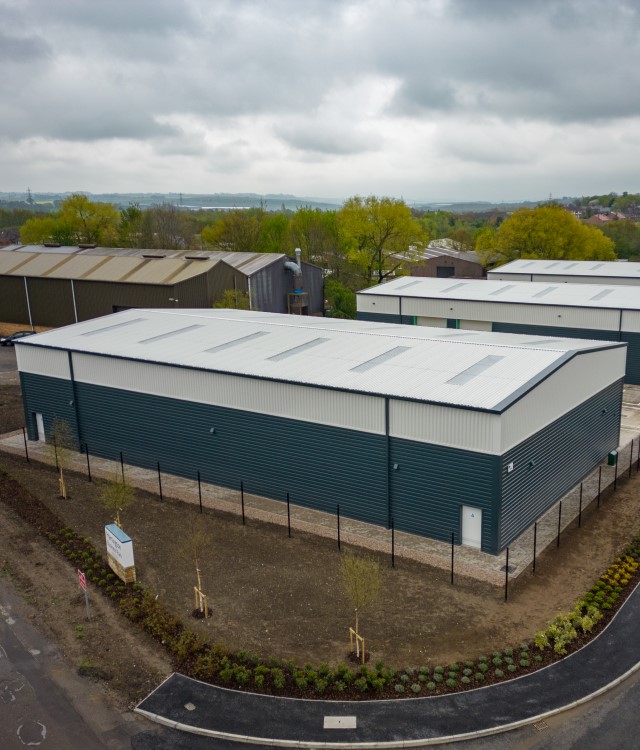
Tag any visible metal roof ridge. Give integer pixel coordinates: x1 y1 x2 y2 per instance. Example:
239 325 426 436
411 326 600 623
134 309 590 355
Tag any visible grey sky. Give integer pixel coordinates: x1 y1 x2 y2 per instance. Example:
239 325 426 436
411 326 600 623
1 0 639 202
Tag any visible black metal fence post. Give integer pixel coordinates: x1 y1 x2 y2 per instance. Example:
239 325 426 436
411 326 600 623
157 462 163 501
597 466 602 508
84 443 91 482
557 501 562 548
450 532 454 585
240 480 245 524
22 427 29 463
578 483 583 528
504 547 509 602
198 471 203 514
614 460 618 491
120 451 125 482
629 441 634 479
286 492 291 538
637 437 640 472
532 522 537 574
337 505 341 551
391 519 395 569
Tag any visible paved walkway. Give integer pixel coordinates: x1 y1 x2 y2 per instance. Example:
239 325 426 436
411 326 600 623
135 582 640 747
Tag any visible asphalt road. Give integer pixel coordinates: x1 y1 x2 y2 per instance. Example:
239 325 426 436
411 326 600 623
0 578 147 750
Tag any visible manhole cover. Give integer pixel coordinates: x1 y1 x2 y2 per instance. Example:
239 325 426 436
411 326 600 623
184 702 196 711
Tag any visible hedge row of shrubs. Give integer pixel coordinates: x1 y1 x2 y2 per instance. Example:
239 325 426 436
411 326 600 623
47 526 640 699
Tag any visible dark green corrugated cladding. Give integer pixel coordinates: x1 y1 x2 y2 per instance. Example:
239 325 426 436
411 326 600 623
20 370 623 556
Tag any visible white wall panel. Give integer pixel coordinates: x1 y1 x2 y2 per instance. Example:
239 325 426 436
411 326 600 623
399 297 620 331
531 274 640 286
459 319 492 331
500 346 626 452
72 353 386 435
622 310 640 333
16 345 70 379
357 294 401 315
417 316 447 327
390 400 501 454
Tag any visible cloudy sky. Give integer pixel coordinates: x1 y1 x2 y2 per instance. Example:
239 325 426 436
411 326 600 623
2 0 639 202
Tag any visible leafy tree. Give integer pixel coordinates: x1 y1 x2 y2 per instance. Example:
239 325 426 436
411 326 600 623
340 550 381 659
20 194 119 245
201 209 264 252
324 276 356 318
477 205 616 267
179 519 213 617
259 212 290 254
337 196 428 284
600 219 640 260
118 204 144 248
100 473 135 528
213 289 251 310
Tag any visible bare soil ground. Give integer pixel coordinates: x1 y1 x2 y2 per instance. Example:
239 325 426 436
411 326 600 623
1 379 640 706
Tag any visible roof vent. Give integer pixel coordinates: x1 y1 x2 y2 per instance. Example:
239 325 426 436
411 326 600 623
142 253 166 259
78 243 97 249
44 242 61 248
184 255 210 261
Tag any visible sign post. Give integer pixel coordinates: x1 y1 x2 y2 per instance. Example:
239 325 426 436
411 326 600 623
77 569 90 620
104 524 136 583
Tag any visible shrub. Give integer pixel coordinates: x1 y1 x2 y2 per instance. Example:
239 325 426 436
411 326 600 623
503 647 513 657
434 665 445 674
461 676 471 685
478 662 489 673
334 680 346 693
394 684 405 694
463 668 473 677
448 662 459 672
427 681 437 690
478 655 488 663
445 678 456 688
507 664 517 672
354 678 368 693
400 673 410 683
272 669 286 689
411 683 421 694
295 676 308 690
314 679 328 694
494 669 504 678
233 666 251 685
433 673 443 683
419 665 430 675
371 678 386 692
520 659 530 668
492 656 503 666
474 673 485 681
418 674 427 683
254 674 265 689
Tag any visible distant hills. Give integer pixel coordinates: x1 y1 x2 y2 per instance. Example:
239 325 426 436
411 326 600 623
0 191 566 213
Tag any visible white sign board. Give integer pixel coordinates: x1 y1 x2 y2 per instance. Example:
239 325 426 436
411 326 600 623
105 524 135 568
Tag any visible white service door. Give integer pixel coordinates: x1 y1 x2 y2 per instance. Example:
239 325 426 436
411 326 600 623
461 505 482 549
35 412 45 442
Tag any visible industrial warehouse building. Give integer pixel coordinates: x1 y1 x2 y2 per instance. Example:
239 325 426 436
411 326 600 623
357 277 640 384
17 309 625 555
488 259 640 285
0 245 323 327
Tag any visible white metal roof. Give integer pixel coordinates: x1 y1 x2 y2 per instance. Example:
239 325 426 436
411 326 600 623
358 277 640 311
17 309 624 412
490 259 640 279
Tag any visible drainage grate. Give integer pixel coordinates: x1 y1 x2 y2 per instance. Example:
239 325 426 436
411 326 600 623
533 719 549 731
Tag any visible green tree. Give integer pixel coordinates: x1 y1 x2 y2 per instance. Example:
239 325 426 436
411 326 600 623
600 219 640 259
213 288 251 310
340 550 382 660
337 196 428 284
477 205 616 267
99 473 135 528
324 276 356 318
20 194 119 246
201 209 264 252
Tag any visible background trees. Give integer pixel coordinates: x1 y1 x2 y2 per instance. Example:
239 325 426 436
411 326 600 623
336 196 428 285
476 204 616 266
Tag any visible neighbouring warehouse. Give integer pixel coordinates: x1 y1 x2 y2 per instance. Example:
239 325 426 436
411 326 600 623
487 258 640 285
356 277 640 384
17 309 625 555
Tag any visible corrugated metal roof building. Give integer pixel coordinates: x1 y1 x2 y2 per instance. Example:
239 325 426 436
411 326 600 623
357 277 640 383
17 309 625 555
488 259 640 285
0 245 324 326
